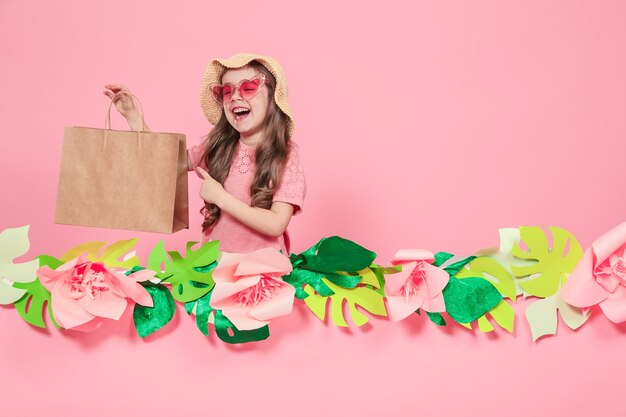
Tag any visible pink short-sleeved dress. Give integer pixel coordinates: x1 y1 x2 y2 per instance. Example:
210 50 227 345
188 139 306 254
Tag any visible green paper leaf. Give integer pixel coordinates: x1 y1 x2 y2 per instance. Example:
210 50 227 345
426 311 447 326
147 240 219 303
133 283 176 338
443 277 502 324
432 252 454 267
303 268 387 327
455 257 517 333
12 255 61 329
60 238 140 269
510 226 583 298
214 310 269 344
302 236 377 273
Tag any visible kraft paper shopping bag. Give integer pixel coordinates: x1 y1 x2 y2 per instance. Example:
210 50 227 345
55 93 189 233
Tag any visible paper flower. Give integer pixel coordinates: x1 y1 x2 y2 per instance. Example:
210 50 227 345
384 249 449 321
210 248 295 330
562 222 626 323
36 256 154 331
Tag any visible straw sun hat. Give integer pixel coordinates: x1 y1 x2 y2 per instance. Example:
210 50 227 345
199 52 295 138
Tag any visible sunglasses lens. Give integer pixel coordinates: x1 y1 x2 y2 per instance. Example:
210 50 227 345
210 85 224 104
222 84 235 101
239 79 261 100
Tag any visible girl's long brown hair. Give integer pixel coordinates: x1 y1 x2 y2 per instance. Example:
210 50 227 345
199 60 292 232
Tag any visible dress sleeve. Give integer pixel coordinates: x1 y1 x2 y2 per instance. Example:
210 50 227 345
188 142 208 179
273 142 306 215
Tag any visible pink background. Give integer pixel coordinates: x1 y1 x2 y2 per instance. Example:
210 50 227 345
1 0 625 415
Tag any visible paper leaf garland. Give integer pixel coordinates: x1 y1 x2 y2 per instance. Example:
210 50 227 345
303 268 387 327
525 288 590 341
510 226 583 297
12 255 63 329
0 225 40 305
2 222 623 343
60 238 140 269
133 282 176 338
456 257 517 332
147 241 219 303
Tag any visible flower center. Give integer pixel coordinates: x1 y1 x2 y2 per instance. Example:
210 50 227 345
235 275 282 307
400 263 426 302
70 262 109 299
608 254 626 282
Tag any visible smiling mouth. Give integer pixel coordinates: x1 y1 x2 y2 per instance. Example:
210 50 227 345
233 108 251 121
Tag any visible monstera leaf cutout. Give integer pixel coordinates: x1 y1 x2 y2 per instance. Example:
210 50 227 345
303 267 387 327
13 255 62 328
0 225 40 305
60 238 140 269
510 226 583 298
456 257 517 333
525 288 590 341
147 241 219 303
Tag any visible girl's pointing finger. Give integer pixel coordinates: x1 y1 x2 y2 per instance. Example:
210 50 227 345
195 167 210 179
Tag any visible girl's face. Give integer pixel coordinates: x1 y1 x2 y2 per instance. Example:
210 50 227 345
221 67 271 137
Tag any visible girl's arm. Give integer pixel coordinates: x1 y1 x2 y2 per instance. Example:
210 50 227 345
196 167 293 237
218 196 294 238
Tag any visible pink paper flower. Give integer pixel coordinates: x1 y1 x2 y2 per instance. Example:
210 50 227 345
210 247 295 330
562 222 626 323
36 256 154 331
384 249 449 321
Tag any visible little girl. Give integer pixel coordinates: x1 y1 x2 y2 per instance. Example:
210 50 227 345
104 53 306 254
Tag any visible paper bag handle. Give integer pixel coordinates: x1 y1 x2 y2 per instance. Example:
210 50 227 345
104 92 146 132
